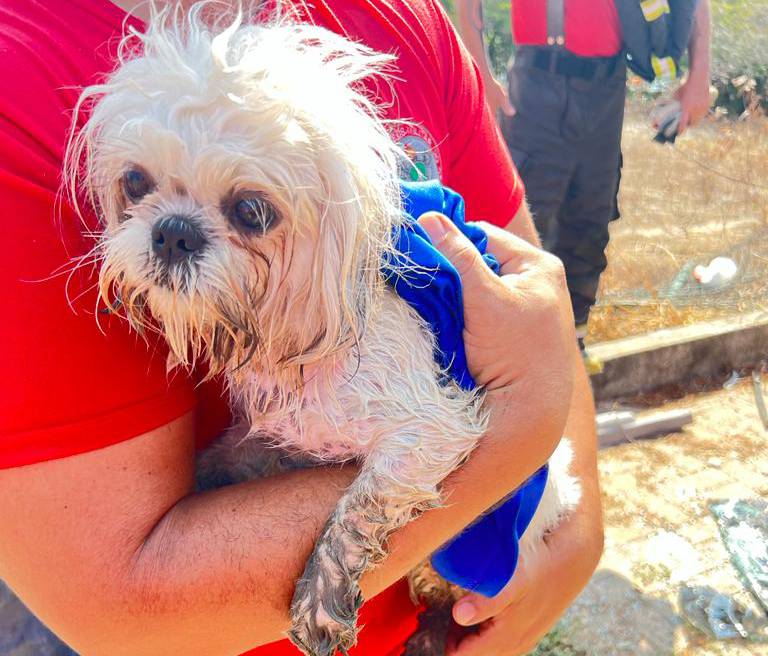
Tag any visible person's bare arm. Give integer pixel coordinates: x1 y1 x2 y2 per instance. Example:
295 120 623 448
447 347 603 656
675 0 712 133
0 224 573 656
505 200 541 246
505 205 601 543
455 0 514 117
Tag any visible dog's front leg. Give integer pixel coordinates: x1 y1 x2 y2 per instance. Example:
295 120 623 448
288 423 481 656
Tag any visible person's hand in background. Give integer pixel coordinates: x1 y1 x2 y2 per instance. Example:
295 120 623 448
673 75 712 134
456 0 515 119
675 0 712 134
483 74 516 119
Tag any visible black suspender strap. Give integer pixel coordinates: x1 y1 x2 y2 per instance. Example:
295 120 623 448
546 0 565 46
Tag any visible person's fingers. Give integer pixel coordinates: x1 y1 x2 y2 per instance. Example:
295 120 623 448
677 109 690 135
452 565 530 627
417 212 498 291
469 220 546 276
501 98 517 117
495 84 516 117
448 621 530 656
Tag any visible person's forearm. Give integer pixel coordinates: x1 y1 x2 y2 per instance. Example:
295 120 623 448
687 0 711 83
506 201 542 247
507 198 602 595
535 348 603 621
456 1 496 85
102 384 564 656
512 347 603 635
560 348 603 560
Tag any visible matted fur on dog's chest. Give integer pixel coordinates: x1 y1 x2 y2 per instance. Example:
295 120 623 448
221 289 479 462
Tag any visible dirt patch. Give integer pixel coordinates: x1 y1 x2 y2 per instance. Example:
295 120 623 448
561 380 768 655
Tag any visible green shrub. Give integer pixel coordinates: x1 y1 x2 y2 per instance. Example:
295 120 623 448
440 0 513 77
710 0 768 115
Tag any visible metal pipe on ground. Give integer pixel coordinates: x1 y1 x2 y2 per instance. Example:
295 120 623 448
597 409 694 448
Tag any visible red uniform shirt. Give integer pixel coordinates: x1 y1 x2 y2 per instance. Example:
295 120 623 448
511 0 623 57
0 1 523 654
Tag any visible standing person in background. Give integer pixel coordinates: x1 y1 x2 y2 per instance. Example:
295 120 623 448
456 0 712 368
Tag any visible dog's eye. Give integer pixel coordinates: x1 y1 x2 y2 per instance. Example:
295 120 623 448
122 168 154 202
230 194 279 233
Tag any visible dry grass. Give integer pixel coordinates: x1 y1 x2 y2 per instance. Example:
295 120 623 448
587 107 768 343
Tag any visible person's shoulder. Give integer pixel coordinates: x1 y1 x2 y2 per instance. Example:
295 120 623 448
0 0 123 92
324 0 453 63
0 0 130 180
367 0 451 33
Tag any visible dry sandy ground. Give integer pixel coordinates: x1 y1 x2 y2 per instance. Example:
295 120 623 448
561 380 768 655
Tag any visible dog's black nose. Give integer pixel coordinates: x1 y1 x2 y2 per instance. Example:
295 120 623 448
151 215 206 264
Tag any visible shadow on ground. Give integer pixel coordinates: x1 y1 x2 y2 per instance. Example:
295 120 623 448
563 569 679 656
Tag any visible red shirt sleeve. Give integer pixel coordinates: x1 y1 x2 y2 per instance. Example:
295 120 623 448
0 1 197 469
430 0 525 226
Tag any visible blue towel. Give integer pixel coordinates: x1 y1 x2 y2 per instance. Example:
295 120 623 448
383 180 549 598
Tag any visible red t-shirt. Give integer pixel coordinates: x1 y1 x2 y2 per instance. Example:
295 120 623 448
511 0 623 57
0 0 524 654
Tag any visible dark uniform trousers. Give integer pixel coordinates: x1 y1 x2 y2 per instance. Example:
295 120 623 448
502 46 626 326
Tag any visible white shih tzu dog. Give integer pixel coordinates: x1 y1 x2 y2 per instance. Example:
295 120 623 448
65 4 580 655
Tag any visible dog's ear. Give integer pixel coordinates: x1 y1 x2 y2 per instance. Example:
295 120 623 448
63 87 120 231
245 22 405 371
333 147 398 331
265 138 400 373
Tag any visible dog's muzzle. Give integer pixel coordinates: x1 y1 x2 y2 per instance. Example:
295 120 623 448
151 215 206 265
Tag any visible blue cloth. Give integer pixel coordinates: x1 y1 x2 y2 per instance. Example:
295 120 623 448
384 180 549 598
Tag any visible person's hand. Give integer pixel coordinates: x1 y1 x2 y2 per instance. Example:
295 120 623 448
483 75 516 119
417 213 575 394
445 502 602 656
673 74 712 134
417 213 600 655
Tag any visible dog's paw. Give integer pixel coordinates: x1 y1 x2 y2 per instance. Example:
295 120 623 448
288 612 358 656
288 532 364 656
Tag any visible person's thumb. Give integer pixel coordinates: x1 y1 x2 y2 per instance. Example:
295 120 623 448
417 212 496 292
451 568 530 626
